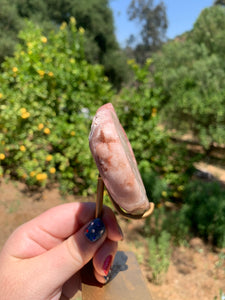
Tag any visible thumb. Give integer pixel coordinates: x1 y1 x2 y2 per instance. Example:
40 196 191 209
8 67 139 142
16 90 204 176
30 218 106 290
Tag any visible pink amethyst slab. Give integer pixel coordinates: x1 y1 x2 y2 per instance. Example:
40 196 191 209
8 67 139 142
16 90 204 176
89 103 150 215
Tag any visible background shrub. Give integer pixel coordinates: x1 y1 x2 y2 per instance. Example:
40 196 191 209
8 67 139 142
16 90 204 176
144 180 225 248
183 180 225 248
114 59 195 201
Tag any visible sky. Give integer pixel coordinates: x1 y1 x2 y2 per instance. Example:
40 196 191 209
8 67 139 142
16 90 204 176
109 0 214 47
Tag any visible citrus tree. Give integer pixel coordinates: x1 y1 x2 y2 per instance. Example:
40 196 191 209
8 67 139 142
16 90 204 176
0 18 112 194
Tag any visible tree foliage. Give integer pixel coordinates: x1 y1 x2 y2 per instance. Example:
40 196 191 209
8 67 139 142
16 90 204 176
214 0 225 5
0 19 113 193
191 5 225 57
0 21 191 197
114 59 192 200
0 0 23 63
18 0 119 64
153 6 225 149
127 0 168 64
0 0 128 88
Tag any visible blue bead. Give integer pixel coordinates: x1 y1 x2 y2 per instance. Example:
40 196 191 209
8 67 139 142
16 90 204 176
85 218 105 242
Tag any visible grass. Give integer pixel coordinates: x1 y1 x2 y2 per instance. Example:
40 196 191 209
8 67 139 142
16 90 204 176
148 230 171 284
7 199 21 214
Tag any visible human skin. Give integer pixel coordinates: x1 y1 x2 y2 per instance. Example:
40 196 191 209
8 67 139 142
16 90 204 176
0 202 123 300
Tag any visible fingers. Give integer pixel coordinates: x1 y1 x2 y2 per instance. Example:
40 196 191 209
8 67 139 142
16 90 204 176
0 203 124 299
31 217 121 291
4 202 122 258
22 218 107 293
102 206 123 242
93 239 118 284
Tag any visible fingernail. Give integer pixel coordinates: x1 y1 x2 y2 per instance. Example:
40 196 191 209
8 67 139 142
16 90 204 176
103 255 113 275
104 269 111 284
85 218 105 242
104 275 110 283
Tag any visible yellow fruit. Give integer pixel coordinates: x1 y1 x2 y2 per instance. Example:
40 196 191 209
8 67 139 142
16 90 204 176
151 108 157 117
20 108 27 114
49 167 56 174
20 145 26 152
21 112 30 119
44 128 50 134
46 155 53 161
38 70 45 77
41 36 47 43
36 173 47 181
0 153 5 160
38 123 44 130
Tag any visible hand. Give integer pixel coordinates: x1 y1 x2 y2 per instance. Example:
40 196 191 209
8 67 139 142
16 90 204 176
0 202 123 300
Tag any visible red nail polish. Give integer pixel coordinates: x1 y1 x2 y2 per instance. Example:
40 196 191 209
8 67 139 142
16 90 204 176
103 255 113 275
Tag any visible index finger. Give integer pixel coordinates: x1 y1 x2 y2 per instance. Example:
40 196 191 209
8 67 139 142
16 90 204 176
4 202 122 258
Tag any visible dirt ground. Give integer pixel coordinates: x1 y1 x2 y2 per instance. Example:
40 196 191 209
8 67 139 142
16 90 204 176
0 178 224 300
